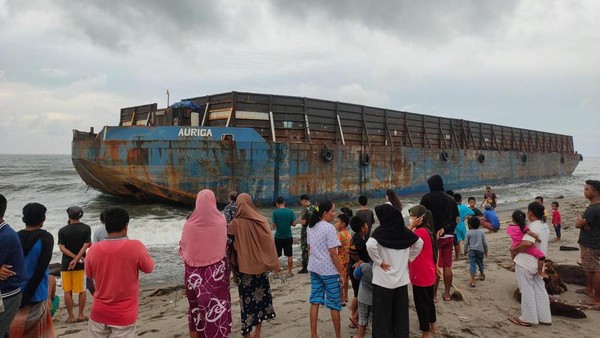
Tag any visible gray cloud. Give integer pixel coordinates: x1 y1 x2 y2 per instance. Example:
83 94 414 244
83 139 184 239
271 0 520 43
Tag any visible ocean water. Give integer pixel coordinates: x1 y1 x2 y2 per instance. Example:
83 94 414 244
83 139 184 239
1 154 598 285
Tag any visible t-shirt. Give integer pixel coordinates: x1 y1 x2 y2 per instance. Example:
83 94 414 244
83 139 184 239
355 209 375 235
354 262 373 305
17 229 54 305
272 208 296 239
349 233 371 264
0 222 24 296
93 226 108 243
307 220 341 275
484 210 501 230
552 210 562 225
506 225 545 259
85 239 154 326
578 203 600 250
514 220 549 273
366 237 423 289
470 207 484 217
408 228 436 287
457 204 475 232
337 229 352 265
483 193 497 208
58 222 92 271
464 229 488 254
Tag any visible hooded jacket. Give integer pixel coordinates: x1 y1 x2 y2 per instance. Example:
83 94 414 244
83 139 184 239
419 175 459 236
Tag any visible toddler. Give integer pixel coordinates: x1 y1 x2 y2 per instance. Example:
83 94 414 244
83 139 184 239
506 210 547 278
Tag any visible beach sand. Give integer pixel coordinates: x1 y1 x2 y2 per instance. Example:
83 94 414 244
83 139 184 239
54 195 600 337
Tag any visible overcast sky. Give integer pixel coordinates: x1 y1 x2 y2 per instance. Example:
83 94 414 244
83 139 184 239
0 0 598 155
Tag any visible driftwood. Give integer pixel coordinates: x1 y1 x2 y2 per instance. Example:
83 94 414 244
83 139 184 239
559 246 579 251
544 260 568 295
513 289 587 318
149 285 185 297
553 264 586 286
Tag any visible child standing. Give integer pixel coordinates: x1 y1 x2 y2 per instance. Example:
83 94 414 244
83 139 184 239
347 217 370 329
506 210 547 278
336 213 352 305
551 201 562 241
352 261 373 338
464 217 488 287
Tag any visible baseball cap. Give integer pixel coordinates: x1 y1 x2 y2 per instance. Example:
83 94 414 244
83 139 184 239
67 206 83 220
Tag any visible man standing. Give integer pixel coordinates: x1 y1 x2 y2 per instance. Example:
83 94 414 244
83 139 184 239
58 206 91 323
272 197 296 277
223 191 238 226
481 186 498 209
509 202 551 326
576 180 600 306
298 194 315 274
0 194 24 337
11 203 55 337
420 175 459 302
85 207 154 337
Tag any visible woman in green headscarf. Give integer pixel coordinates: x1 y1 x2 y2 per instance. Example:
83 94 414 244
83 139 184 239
408 205 439 337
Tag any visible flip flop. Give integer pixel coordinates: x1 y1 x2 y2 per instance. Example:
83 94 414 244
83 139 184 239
508 317 531 327
469 282 476 288
66 318 77 324
479 273 486 281
578 299 600 306
77 316 89 322
576 289 591 295
348 316 358 329
442 294 452 301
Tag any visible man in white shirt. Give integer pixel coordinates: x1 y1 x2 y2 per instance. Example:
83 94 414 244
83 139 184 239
509 202 551 326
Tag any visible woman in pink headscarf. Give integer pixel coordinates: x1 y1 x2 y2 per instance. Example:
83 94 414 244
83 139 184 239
179 189 231 338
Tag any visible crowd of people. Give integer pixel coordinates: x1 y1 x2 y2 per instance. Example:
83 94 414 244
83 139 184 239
1 178 600 338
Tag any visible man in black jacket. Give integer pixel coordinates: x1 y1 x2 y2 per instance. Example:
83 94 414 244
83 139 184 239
420 175 459 302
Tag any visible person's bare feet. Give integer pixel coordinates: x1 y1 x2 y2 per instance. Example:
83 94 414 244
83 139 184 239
429 323 439 334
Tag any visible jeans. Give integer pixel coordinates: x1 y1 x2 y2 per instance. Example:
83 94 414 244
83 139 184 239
468 250 484 274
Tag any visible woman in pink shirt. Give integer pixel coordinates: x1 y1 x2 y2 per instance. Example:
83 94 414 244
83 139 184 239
408 205 438 338
180 189 232 338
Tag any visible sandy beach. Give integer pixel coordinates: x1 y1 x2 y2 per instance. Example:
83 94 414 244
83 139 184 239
53 195 600 337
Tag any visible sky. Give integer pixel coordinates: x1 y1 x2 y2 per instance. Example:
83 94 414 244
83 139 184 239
0 0 598 155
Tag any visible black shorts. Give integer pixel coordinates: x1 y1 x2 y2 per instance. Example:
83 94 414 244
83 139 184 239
275 237 293 257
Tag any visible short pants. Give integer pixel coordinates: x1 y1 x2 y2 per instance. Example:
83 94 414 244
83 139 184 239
437 236 454 268
309 272 341 311
275 237 293 257
61 269 85 293
580 245 600 272
358 301 373 326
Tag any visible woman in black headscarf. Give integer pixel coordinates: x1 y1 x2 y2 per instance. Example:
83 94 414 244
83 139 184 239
366 204 423 338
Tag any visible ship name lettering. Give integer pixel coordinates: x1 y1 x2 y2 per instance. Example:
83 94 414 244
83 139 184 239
178 128 213 137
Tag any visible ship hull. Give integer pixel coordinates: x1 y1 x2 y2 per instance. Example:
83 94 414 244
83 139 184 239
72 127 580 206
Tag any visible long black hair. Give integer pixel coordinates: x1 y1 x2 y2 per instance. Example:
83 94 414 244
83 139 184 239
512 210 527 233
386 189 402 210
309 200 334 228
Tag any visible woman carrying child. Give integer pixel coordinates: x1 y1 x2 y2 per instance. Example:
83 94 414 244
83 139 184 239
506 210 547 278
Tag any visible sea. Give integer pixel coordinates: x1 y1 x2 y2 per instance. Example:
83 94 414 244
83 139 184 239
1 154 599 286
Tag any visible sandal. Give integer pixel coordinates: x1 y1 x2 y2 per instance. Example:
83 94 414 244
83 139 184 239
348 316 358 329
508 316 531 327
479 273 485 281
469 282 476 288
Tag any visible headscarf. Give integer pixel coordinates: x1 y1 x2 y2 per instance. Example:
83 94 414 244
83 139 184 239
179 189 227 267
372 204 419 250
409 205 438 263
228 193 280 274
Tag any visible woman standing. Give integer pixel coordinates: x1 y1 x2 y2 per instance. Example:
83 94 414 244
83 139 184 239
385 189 402 210
228 193 280 338
367 203 423 338
179 189 232 338
307 201 345 338
408 205 438 338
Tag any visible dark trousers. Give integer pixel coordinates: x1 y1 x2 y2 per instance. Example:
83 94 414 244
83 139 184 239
412 285 436 332
373 284 409 338
555 224 561 239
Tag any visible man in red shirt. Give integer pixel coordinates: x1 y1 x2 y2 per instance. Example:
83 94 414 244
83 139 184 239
85 207 154 337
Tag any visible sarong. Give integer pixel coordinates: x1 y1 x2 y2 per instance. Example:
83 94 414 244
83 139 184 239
9 300 56 338
237 272 276 336
185 258 232 338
